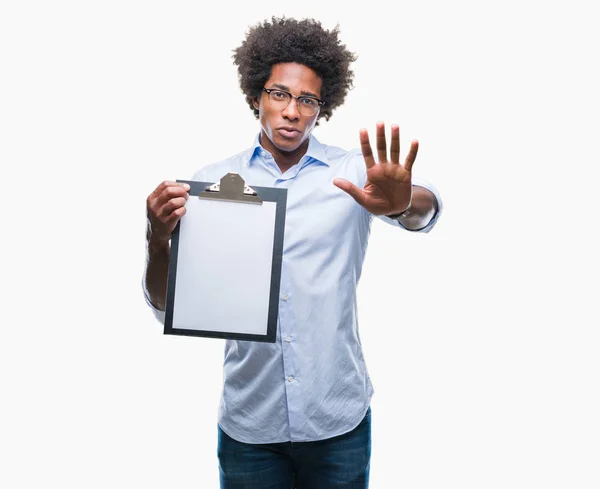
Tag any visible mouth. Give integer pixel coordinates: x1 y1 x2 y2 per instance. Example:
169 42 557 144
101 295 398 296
276 127 301 139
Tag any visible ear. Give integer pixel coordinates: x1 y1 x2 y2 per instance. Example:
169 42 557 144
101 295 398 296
252 98 260 110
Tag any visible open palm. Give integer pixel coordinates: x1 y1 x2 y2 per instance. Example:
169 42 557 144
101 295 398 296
334 122 417 215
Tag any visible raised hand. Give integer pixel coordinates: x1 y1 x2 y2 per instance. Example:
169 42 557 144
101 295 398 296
333 121 417 215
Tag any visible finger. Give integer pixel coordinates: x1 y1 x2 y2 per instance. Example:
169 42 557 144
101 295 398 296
404 139 419 172
149 180 190 201
148 192 188 235
152 184 190 210
165 206 186 227
160 196 188 217
376 121 387 163
333 178 367 207
390 124 400 163
155 206 187 238
147 181 189 216
151 203 187 238
359 128 376 169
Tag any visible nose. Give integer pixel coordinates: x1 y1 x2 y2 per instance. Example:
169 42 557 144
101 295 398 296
281 99 300 120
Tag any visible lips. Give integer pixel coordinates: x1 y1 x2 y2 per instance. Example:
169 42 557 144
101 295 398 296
276 127 301 139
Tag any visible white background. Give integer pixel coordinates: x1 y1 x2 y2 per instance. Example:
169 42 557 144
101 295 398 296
1 1 599 488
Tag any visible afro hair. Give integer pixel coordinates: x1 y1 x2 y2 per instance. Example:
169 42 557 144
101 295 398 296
232 17 357 123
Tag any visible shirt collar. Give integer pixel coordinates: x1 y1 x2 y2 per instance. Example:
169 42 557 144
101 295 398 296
245 132 330 167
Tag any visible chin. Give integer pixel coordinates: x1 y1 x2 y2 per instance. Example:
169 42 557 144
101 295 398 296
274 135 305 153
277 142 301 153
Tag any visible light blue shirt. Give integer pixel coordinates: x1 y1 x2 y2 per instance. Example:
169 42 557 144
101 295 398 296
146 133 442 443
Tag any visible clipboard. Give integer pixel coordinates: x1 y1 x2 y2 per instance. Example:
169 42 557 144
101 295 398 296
164 172 287 343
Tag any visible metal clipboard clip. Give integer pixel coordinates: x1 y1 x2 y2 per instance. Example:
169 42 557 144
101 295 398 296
199 172 262 205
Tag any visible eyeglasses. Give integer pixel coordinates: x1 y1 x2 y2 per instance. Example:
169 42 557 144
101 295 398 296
262 88 324 116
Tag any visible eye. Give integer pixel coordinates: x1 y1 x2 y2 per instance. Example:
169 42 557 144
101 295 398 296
299 97 318 107
272 90 288 100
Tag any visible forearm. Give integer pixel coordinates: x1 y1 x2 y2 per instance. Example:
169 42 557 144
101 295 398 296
397 185 438 230
143 234 171 311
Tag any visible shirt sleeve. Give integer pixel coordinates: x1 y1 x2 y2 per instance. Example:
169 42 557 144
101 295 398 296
376 177 443 233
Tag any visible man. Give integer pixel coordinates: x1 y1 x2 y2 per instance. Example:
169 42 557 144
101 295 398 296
144 16 441 489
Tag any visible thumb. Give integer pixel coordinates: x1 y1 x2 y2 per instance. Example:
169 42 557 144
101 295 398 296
333 178 366 207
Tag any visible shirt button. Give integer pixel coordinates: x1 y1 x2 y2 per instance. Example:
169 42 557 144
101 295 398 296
282 294 288 301
286 336 292 343
288 376 294 382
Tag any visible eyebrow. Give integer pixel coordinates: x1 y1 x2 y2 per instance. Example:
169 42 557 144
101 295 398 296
269 83 320 99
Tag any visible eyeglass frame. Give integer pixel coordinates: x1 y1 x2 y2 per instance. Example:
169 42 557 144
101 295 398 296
262 87 325 115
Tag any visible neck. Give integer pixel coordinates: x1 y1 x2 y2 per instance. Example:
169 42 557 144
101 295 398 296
260 132 309 173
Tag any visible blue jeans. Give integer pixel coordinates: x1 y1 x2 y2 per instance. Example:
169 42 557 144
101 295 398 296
218 407 371 489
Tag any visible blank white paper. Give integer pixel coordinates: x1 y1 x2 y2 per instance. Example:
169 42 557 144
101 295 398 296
172 197 277 335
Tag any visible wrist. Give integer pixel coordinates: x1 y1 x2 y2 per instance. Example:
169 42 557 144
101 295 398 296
147 234 170 254
146 220 171 249
386 203 411 220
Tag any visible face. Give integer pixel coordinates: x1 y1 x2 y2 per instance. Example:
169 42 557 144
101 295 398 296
253 63 323 157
